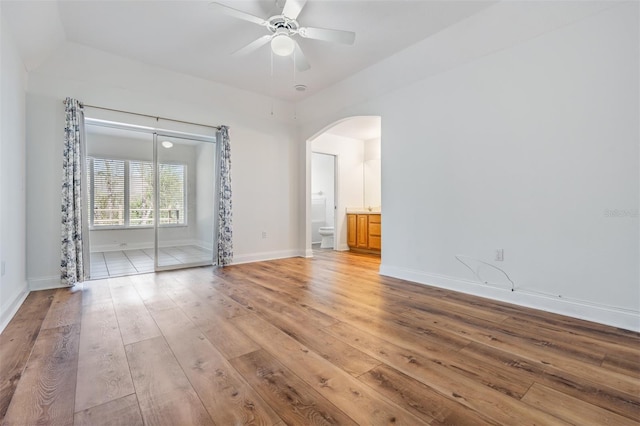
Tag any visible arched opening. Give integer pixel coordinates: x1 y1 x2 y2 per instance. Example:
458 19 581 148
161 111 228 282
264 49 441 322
304 116 382 256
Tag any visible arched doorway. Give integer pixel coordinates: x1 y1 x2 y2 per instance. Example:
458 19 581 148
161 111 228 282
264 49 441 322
305 116 382 255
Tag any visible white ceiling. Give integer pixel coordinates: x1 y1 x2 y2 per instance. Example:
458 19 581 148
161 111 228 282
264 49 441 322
3 0 495 101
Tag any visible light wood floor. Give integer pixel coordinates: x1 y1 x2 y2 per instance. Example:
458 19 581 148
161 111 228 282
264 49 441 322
1 251 639 425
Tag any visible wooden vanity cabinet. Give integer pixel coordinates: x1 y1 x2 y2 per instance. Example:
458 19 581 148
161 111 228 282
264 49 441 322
347 214 357 247
368 214 381 250
347 213 381 253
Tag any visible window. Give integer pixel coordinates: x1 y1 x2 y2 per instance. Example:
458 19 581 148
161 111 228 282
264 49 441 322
87 157 186 228
129 161 154 226
90 158 125 226
158 164 185 225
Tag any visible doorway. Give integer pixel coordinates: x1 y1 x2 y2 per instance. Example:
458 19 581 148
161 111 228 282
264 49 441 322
305 116 382 256
311 152 336 250
85 119 217 279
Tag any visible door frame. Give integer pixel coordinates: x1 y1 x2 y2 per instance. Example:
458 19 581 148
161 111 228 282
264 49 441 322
83 117 217 275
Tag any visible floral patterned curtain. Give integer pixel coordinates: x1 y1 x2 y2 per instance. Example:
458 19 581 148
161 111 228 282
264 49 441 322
216 126 233 266
60 97 89 286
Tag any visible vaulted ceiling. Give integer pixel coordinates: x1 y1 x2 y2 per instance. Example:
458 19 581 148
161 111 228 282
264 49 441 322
2 0 495 101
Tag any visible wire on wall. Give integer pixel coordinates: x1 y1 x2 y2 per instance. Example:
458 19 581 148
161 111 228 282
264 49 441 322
455 255 515 291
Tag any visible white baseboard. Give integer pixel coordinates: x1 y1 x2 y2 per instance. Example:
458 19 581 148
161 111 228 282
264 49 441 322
0 285 29 334
379 264 640 333
28 275 67 291
231 249 302 265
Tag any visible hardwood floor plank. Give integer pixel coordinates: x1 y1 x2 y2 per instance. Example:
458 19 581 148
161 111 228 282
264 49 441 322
168 282 249 319
40 288 82 330
151 307 282 425
400 306 639 396
231 313 428 425
125 336 214 426
499 314 640 368
521 382 638 425
3 324 80 426
402 302 607 366
2 251 638 425
210 274 339 328
602 354 640 379
210 274 381 377
217 262 470 356
160 282 259 358
0 289 55 421
81 279 112 306
109 281 162 345
75 301 135 412
359 364 499 425
231 349 358 426
130 273 183 312
459 341 640 420
74 394 143 426
323 321 568 425
172 297 260 359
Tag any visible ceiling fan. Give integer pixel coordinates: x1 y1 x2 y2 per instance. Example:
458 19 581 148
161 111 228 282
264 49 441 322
209 0 356 71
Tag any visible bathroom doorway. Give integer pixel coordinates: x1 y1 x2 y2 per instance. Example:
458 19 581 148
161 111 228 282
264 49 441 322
305 116 382 255
311 152 336 250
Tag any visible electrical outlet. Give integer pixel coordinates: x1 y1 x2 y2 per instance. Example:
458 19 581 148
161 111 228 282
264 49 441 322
495 249 504 262
261 231 267 239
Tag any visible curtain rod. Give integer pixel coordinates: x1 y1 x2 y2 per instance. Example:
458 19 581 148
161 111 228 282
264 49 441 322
63 101 223 130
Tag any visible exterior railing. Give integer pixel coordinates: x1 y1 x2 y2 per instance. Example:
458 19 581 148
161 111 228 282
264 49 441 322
93 208 182 226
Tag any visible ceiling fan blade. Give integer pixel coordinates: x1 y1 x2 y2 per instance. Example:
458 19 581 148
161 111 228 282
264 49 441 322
293 41 310 71
282 0 307 20
209 2 267 26
298 26 356 45
232 35 272 56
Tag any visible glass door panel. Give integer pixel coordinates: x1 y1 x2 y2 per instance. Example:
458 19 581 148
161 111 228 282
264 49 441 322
155 134 216 270
85 123 155 279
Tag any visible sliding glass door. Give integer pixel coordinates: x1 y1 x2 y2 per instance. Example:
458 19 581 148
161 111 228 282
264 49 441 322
155 133 216 270
84 118 216 278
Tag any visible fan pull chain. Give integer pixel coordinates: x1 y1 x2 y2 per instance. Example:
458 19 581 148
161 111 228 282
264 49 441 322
293 49 297 120
270 49 274 116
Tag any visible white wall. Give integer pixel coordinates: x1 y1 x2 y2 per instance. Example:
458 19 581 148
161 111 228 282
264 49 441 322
0 11 29 332
25 41 300 289
299 3 640 331
311 133 364 250
364 137 381 208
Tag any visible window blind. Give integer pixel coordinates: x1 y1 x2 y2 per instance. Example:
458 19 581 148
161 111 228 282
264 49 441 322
129 161 154 226
86 157 185 228
159 164 185 225
92 158 125 226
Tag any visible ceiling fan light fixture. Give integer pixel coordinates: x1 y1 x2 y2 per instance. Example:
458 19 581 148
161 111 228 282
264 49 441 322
271 29 295 56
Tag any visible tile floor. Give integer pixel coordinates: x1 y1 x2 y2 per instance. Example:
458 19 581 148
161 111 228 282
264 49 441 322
89 245 213 279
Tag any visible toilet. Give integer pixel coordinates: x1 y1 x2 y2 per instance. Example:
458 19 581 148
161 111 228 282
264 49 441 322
318 226 334 249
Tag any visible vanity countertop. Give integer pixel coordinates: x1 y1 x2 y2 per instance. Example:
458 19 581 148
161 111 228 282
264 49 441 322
346 208 381 214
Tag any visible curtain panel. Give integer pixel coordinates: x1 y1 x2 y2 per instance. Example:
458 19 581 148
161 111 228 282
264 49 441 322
216 126 233 266
60 97 89 286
